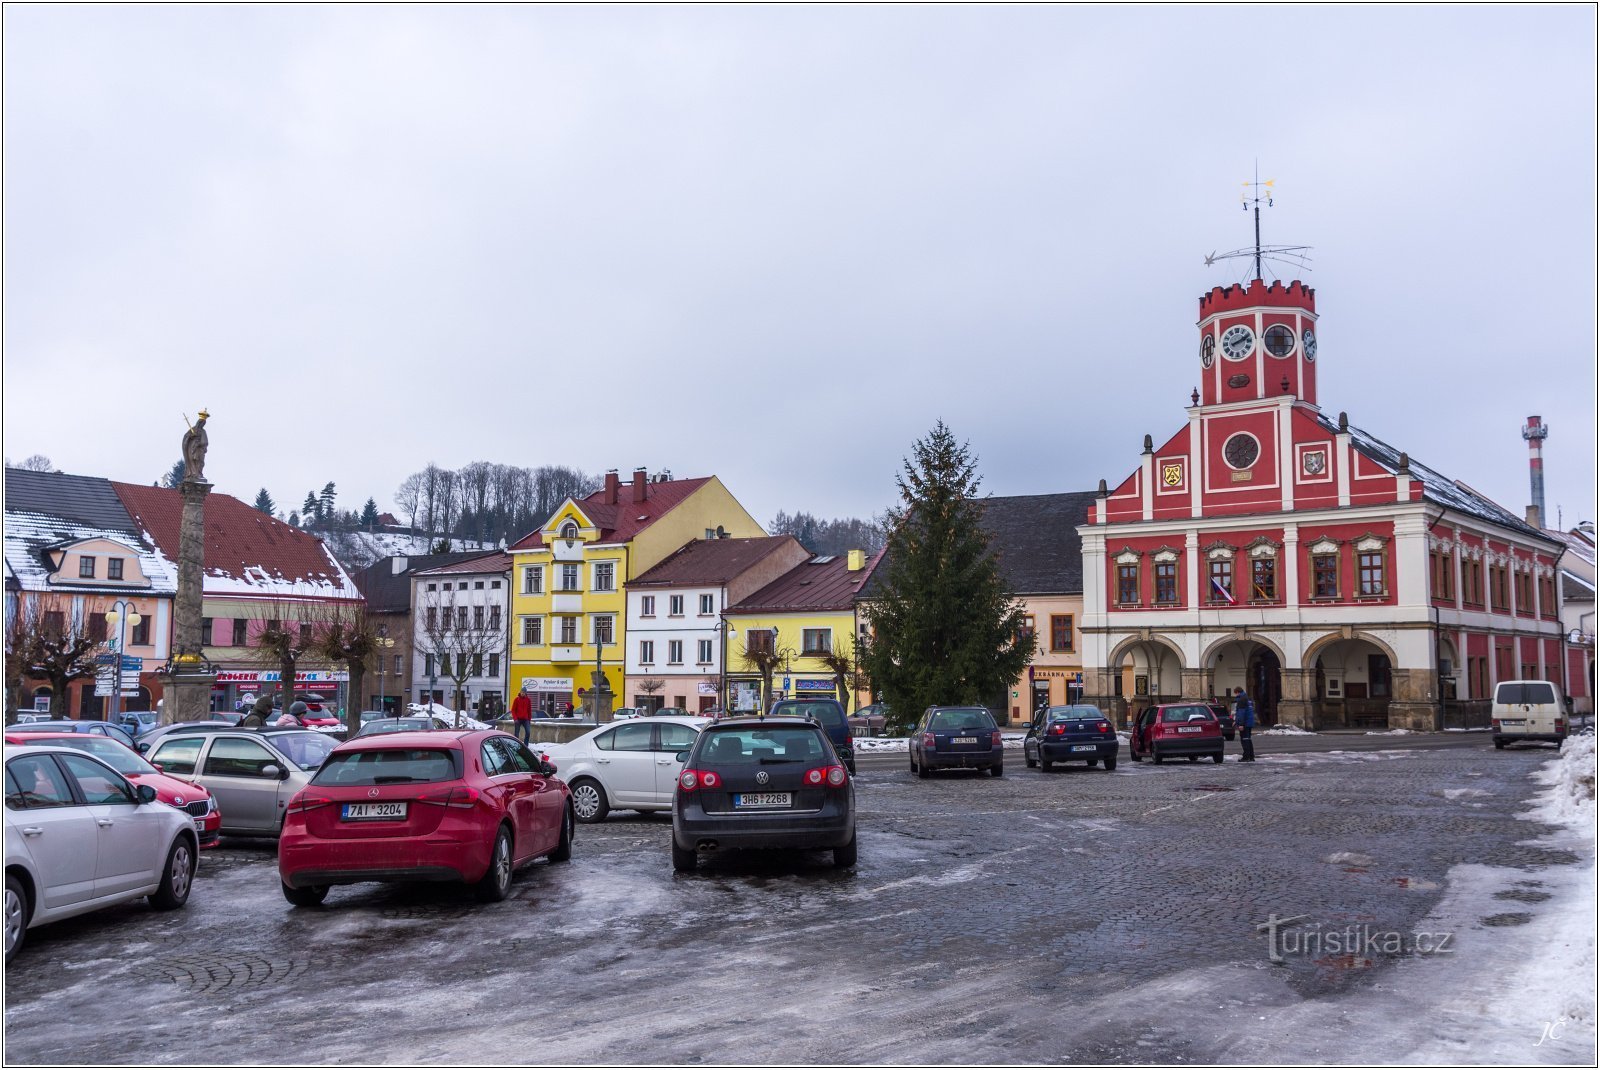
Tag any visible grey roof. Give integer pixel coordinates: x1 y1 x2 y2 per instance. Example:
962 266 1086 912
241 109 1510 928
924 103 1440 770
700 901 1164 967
1313 415 1558 544
4 468 140 535
856 491 1098 600
354 552 487 613
1562 571 1595 602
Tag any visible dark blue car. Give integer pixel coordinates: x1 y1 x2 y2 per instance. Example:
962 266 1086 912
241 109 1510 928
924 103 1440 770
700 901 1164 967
767 699 855 774
1024 705 1118 771
909 706 1004 778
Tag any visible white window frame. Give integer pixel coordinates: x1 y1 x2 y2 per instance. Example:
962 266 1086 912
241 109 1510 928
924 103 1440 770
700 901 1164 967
667 639 684 665
591 614 616 646
668 594 684 616
698 593 715 615
522 567 543 595
697 639 713 664
640 595 656 617
639 640 655 665
593 560 617 593
521 616 544 646
802 628 833 655
558 564 581 592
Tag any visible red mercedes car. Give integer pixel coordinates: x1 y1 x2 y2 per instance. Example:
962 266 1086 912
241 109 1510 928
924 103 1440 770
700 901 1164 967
5 731 222 847
278 730 573 907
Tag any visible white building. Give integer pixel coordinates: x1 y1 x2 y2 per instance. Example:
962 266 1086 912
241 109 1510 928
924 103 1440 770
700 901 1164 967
410 552 512 717
623 535 809 712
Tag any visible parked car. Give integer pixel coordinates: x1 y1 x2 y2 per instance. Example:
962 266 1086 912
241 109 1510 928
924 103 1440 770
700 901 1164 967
134 721 243 755
5 744 198 963
1023 705 1118 771
610 707 644 721
1207 703 1236 741
848 704 890 737
909 706 1004 778
278 730 573 906
354 717 436 738
5 732 221 848
143 728 339 837
116 711 160 737
1492 680 1571 748
670 717 856 872
544 716 708 823
1128 703 1225 764
7 720 137 749
768 699 856 774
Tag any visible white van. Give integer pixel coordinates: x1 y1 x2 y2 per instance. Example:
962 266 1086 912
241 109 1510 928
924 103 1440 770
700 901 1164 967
1491 680 1570 748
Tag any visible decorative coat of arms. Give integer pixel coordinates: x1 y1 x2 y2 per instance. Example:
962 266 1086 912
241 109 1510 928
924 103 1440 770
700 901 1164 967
1302 450 1327 476
1160 462 1184 487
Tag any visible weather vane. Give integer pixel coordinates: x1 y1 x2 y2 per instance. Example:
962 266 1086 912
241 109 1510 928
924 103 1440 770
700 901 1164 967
1203 163 1312 283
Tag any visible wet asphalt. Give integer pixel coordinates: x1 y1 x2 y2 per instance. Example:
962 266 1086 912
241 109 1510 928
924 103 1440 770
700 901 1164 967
2 732 1584 1065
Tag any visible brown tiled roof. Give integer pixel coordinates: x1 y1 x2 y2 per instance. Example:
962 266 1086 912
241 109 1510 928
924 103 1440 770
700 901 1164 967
415 552 514 576
111 481 359 600
509 477 711 550
729 552 882 613
630 536 804 588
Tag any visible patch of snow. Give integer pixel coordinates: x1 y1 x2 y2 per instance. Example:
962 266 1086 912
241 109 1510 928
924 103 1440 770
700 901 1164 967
1259 723 1314 734
1523 733 1597 832
1366 728 1416 735
1445 727 1493 733
1441 787 1491 800
405 702 492 730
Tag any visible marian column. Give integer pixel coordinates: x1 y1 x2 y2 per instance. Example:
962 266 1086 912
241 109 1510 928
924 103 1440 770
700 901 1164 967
162 411 218 723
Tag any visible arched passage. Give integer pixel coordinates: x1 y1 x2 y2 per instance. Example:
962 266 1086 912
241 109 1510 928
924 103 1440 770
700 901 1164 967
1107 635 1186 717
1308 636 1396 729
1204 637 1285 725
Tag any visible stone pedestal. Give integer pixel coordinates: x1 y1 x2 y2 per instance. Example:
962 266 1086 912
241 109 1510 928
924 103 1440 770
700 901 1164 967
1276 669 1317 730
164 665 218 724
1180 669 1209 701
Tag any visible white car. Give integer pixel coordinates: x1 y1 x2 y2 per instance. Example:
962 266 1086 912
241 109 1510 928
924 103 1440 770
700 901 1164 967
5 744 198 963
544 716 709 823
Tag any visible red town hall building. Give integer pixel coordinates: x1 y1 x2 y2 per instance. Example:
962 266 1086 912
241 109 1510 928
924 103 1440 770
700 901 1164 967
1078 278 1574 730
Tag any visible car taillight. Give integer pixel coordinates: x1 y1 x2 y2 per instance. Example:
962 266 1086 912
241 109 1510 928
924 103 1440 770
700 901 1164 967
1491 718 1501 727
991 730 1002 746
287 792 333 814
1555 719 1566 731
679 769 721 792
1049 724 1066 736
418 786 480 809
802 765 848 787
922 732 936 748
1098 722 1110 733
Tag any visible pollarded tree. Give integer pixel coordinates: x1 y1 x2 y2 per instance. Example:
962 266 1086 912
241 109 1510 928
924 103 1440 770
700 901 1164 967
311 603 382 735
857 421 1034 734
4 595 108 717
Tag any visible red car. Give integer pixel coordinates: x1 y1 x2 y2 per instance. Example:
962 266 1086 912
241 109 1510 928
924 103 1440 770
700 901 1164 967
5 731 223 847
1128 703 1225 764
278 730 573 907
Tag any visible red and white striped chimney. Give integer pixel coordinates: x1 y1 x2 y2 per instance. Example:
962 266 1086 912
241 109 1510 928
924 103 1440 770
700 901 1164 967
1521 415 1549 529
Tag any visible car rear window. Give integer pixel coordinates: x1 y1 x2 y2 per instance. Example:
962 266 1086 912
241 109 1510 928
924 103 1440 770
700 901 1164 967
697 727 827 764
1161 706 1215 723
928 709 996 732
1495 682 1556 705
772 702 845 728
316 748 460 786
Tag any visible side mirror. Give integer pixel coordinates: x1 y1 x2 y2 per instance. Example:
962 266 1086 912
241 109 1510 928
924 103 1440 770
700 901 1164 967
675 750 691 763
540 760 557 776
260 763 282 780
136 783 158 804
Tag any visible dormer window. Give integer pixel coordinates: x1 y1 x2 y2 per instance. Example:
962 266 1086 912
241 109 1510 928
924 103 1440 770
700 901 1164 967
79 556 96 579
107 558 124 581
560 521 579 541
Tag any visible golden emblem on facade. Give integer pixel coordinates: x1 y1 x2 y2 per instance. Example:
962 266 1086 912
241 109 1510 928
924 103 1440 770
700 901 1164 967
1160 462 1184 487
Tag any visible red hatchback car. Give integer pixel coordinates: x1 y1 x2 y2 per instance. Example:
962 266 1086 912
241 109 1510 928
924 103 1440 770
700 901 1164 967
1128 703 1226 764
278 730 573 906
5 731 223 847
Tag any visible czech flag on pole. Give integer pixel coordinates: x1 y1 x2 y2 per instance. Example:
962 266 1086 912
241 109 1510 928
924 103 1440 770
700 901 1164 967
1211 577 1236 604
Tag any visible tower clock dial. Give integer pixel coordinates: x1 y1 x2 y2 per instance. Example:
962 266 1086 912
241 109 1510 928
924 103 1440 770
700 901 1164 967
1200 335 1216 368
1223 433 1260 469
1302 328 1317 361
1220 325 1255 361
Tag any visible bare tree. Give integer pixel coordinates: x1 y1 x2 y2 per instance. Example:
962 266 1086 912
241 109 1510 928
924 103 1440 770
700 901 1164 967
17 454 57 473
415 587 506 727
245 605 327 722
815 649 864 713
636 677 665 712
4 594 107 717
311 603 383 735
739 629 794 714
394 472 424 533
459 461 495 543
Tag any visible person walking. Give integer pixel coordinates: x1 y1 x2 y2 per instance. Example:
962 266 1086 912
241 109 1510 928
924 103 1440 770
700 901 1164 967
1233 687 1256 762
510 690 533 743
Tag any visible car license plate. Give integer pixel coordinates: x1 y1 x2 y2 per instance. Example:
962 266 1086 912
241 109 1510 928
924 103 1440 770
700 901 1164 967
1071 744 1098 752
192 818 207 831
952 736 977 744
1177 726 1202 734
1500 718 1526 726
733 792 791 809
341 802 408 820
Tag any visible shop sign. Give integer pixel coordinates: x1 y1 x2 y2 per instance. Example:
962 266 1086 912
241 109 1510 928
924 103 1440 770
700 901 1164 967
795 679 836 692
521 677 571 693
214 670 350 685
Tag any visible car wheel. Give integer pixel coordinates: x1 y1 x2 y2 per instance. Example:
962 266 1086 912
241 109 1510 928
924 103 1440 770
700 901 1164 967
569 779 610 824
5 873 28 965
281 881 329 907
1212 751 1224 764
1025 751 1037 769
989 763 1003 778
833 833 858 868
474 826 515 903
1040 756 1052 772
1103 755 1117 771
671 841 698 873
149 836 195 911
1153 750 1164 764
846 759 857 776
916 756 930 779
1493 739 1507 750
1085 759 1097 767
547 804 574 863
1129 747 1142 763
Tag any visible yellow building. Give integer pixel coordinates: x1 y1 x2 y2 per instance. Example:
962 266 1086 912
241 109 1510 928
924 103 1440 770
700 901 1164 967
722 549 880 712
507 469 763 713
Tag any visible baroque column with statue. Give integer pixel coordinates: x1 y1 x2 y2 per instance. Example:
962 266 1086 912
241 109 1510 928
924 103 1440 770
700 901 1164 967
161 410 218 722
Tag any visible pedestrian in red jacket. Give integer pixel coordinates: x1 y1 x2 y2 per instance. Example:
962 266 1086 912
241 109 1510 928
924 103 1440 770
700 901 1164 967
510 692 533 743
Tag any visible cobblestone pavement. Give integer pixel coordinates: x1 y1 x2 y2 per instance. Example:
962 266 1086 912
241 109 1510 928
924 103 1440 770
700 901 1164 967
4 734 1590 1064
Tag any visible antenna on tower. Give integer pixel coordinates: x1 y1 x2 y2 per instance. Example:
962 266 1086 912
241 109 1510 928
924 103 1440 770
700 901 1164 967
1203 165 1313 283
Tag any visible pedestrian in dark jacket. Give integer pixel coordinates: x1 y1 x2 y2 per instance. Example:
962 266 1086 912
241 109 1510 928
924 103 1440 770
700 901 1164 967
1233 687 1256 762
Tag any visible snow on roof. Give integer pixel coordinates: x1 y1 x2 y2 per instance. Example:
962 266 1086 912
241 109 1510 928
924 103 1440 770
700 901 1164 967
4 510 178 594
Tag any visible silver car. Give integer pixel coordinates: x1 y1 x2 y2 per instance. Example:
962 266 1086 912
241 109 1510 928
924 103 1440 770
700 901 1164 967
143 729 337 837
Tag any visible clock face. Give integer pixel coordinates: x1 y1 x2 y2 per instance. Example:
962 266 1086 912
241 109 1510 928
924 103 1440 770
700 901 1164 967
1220 324 1255 361
1263 324 1295 358
1223 433 1260 469
1200 335 1216 368
1302 328 1317 361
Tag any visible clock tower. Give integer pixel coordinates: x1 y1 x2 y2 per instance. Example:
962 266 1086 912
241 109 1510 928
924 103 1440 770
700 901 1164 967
1197 278 1318 407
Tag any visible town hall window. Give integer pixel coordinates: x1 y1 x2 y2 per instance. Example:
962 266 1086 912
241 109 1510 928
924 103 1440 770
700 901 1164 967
1208 559 1233 604
1358 551 1386 596
1462 558 1484 605
1312 553 1339 599
1116 564 1139 605
1430 549 1454 600
1153 562 1178 604
1489 565 1509 611
1251 558 1277 602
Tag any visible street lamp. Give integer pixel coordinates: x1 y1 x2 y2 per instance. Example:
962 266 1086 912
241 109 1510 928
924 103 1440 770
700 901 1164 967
103 600 143 726
374 625 396 718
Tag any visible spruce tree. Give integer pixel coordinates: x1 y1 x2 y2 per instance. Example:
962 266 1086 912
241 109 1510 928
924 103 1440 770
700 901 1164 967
360 497 379 528
302 491 319 524
320 481 337 517
858 421 1034 734
253 488 276 514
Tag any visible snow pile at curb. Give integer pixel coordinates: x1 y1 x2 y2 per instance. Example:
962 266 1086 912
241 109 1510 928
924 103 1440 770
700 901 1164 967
1365 728 1415 736
1259 723 1313 735
1524 732 1598 831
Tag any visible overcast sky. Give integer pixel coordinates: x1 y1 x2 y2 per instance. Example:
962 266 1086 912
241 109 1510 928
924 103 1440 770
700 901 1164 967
4 6 1595 534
